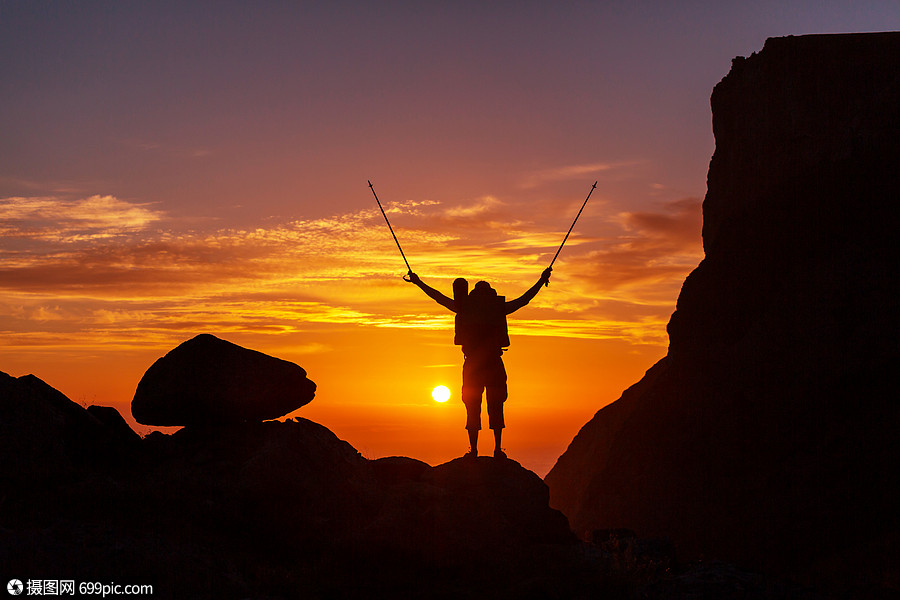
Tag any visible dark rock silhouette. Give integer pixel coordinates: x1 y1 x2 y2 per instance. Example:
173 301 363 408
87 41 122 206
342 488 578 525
87 404 142 444
1 370 137 480
5 372 597 598
425 456 574 548
546 32 900 596
131 333 316 426
360 456 576 570
370 454 431 484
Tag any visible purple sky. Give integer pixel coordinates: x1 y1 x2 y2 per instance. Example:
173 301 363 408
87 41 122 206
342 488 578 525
4 2 897 224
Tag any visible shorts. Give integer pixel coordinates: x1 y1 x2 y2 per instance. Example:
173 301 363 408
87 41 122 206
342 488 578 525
461 353 508 431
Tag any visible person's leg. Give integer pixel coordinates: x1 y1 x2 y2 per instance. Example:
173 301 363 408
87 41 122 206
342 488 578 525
486 381 508 458
462 398 481 457
461 358 483 457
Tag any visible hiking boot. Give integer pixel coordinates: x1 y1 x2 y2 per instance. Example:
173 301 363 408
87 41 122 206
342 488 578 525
464 450 477 460
493 448 507 460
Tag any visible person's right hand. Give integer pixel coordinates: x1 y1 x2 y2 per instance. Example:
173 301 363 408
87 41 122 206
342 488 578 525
405 271 421 284
541 266 552 286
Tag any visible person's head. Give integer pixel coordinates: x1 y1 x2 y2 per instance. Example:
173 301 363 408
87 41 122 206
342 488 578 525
471 280 497 300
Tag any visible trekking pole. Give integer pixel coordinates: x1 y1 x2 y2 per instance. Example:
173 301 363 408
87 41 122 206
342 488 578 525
546 181 598 285
368 180 413 279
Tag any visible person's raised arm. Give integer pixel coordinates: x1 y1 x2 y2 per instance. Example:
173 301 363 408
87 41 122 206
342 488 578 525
504 267 552 314
406 271 456 312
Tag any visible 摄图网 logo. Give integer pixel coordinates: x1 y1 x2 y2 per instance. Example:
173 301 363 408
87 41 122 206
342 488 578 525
7 580 24 596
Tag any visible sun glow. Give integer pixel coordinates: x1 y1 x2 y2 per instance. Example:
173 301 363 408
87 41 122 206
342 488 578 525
432 385 451 403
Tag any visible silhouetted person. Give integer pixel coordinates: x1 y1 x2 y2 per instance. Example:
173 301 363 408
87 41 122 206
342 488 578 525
407 267 552 459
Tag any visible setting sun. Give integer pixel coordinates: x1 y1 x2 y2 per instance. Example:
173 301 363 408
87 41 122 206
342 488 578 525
432 385 451 403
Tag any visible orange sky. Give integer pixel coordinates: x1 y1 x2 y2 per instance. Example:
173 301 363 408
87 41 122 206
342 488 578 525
3 3 895 475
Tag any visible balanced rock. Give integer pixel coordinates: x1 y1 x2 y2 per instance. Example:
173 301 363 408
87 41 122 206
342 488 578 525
131 334 316 426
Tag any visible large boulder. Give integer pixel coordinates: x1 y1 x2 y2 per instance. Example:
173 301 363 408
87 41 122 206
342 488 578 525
131 334 316 426
546 32 900 594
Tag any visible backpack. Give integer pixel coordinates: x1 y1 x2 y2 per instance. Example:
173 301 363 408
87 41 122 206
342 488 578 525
455 293 510 350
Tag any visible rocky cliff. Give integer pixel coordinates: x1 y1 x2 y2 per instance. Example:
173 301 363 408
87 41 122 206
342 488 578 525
545 32 900 595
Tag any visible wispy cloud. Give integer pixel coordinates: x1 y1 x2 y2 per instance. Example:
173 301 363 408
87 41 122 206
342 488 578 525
520 161 640 189
442 196 503 218
560 197 703 304
0 195 162 242
618 197 701 246
0 176 99 195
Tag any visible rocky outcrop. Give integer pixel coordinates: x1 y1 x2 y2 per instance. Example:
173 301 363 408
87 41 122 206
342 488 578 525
546 33 900 595
131 334 316 426
87 404 142 444
362 455 575 567
0 370 138 481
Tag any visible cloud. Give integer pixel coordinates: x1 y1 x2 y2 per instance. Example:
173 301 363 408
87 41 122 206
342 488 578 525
442 196 503 218
520 161 640 189
0 195 163 242
510 316 671 345
0 176 94 195
618 197 701 246
560 197 703 304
